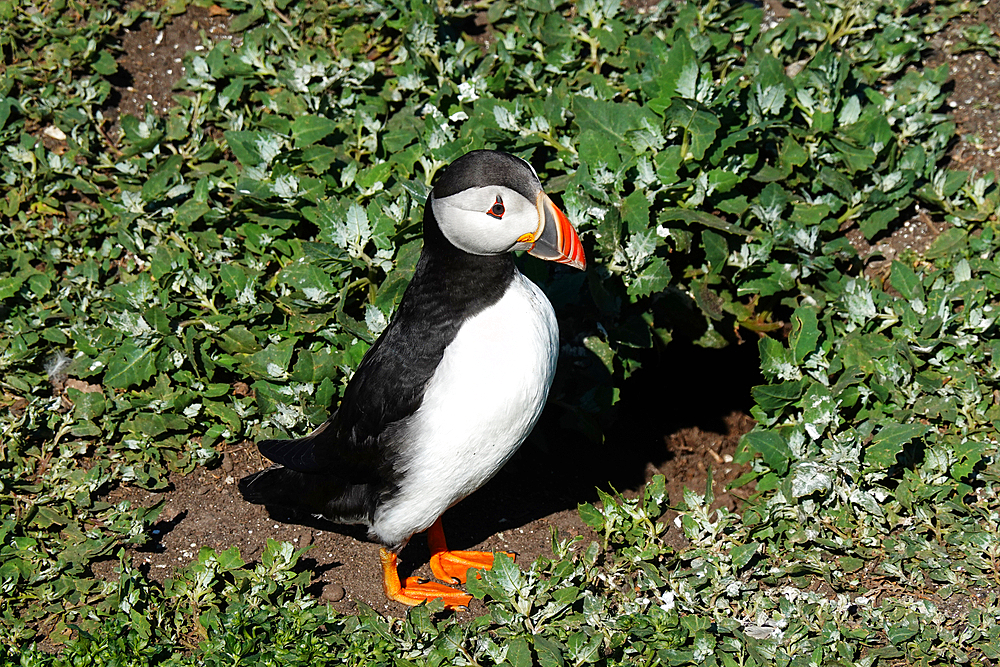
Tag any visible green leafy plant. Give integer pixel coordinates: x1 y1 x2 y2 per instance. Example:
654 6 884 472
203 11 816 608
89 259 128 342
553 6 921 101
3 0 1000 662
952 22 1000 59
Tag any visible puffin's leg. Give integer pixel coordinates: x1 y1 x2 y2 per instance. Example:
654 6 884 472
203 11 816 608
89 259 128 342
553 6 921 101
379 547 472 610
427 517 516 584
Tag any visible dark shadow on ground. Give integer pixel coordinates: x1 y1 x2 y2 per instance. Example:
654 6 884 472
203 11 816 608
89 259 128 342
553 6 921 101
435 339 763 550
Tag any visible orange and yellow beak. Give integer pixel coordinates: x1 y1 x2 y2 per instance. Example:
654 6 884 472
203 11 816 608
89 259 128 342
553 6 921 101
517 192 586 271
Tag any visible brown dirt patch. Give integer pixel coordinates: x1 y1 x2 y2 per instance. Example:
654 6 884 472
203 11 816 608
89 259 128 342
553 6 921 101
109 4 236 124
929 3 1000 177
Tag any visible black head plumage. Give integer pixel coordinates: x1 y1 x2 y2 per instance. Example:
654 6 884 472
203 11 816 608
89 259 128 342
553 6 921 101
432 150 540 202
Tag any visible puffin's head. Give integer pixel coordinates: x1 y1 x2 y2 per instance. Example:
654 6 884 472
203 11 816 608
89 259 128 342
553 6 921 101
429 150 586 270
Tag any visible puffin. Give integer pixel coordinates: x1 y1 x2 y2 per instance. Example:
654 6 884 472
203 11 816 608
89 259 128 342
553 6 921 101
239 149 586 609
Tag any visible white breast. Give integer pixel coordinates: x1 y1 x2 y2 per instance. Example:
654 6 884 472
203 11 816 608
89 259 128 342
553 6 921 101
371 271 558 548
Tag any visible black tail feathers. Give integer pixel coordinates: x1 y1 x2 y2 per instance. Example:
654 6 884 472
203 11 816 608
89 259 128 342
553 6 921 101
238 465 336 519
238 463 375 527
237 465 296 506
257 419 333 473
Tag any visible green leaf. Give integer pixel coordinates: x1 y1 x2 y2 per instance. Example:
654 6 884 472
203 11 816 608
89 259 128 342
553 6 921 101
290 349 338 382
663 99 721 160
754 55 790 117
92 50 117 75
224 130 268 166
68 388 106 421
291 114 338 148
31 506 70 528
506 638 533 667
573 96 651 153
229 3 264 31
0 98 13 132
143 306 171 336
174 199 211 226
702 230 728 273
660 208 750 235
628 257 672 298
730 542 760 569
533 636 566 667
740 430 792 475
583 336 614 376
121 114 164 156
356 162 393 189
839 556 865 573
244 337 299 380
566 632 602 665
858 204 900 239
755 80 786 116
277 260 338 296
890 260 923 301
219 264 250 299
105 340 159 389
218 326 262 355
216 546 246 571
866 422 929 470
655 145 683 185
128 412 189 438
621 189 650 233
490 553 524 599
643 474 667 515
142 154 183 201
924 226 967 260
950 437 983 482
577 502 604 530
887 625 918 645
649 33 698 112
0 274 25 300
790 307 820 364
758 336 795 382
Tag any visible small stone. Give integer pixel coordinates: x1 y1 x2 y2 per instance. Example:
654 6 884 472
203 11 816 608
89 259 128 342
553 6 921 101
321 583 345 602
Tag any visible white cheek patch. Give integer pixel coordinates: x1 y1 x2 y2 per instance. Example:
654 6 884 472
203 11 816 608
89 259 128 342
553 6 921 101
432 187 537 256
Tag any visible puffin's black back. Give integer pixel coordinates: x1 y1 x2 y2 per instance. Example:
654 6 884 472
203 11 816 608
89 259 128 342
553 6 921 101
240 159 521 525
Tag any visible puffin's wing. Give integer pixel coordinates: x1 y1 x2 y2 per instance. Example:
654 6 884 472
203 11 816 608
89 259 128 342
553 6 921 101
255 291 453 479
329 309 449 453
255 237 510 481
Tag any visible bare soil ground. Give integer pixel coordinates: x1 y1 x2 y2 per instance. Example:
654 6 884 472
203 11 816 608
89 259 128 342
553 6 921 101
99 1 1000 618
110 4 236 123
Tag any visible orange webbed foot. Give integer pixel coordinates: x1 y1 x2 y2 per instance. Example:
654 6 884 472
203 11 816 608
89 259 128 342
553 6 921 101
380 548 472 610
427 517 516 584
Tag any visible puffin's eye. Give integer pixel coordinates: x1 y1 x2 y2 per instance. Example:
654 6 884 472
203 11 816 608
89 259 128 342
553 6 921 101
486 195 505 219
